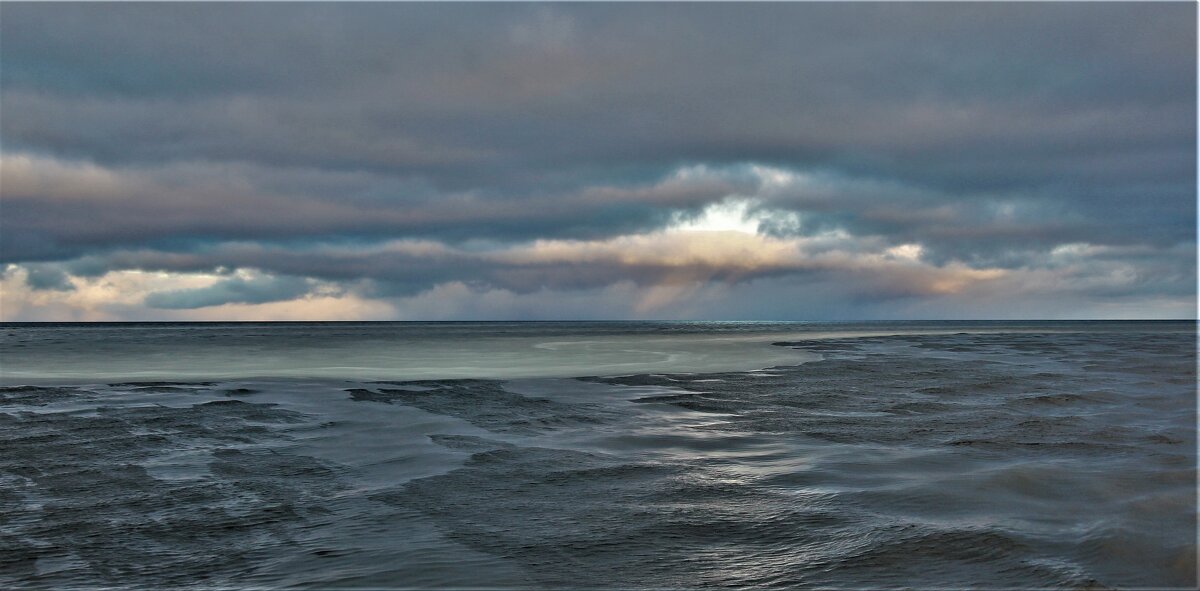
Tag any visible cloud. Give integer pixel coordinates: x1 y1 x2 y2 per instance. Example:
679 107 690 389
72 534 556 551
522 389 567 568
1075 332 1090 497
4 3 1191 189
143 273 313 309
0 266 391 321
23 264 74 291
0 3 1193 320
0 152 755 262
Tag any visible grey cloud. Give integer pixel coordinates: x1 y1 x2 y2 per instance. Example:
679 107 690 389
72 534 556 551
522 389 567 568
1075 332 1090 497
3 3 1191 191
0 155 740 262
0 3 1193 318
24 264 74 291
143 275 313 309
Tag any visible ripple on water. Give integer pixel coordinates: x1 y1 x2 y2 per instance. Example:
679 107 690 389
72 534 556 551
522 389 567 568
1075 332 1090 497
1 326 1194 588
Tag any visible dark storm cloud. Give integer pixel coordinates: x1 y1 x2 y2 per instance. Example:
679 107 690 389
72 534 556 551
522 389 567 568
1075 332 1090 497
0 2 1194 317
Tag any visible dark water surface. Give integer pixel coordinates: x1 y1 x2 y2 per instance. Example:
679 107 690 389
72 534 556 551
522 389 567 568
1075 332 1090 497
0 321 1195 588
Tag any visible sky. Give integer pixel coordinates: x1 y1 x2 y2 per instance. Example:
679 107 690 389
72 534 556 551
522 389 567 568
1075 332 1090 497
0 2 1195 321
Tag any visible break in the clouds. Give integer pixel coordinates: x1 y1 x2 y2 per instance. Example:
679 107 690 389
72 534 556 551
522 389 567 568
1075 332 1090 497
0 2 1195 320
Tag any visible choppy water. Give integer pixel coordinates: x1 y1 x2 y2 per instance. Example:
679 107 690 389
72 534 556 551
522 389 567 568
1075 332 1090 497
0 321 1195 588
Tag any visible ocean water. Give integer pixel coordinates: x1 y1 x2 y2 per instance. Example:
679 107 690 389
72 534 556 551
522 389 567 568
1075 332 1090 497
0 321 1195 588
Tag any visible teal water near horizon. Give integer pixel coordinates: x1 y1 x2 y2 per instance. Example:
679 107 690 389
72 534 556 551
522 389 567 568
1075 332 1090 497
0 321 1195 588
1 319 1188 383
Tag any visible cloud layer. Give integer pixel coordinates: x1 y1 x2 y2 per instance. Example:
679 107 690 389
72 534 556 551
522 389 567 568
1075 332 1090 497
0 3 1194 320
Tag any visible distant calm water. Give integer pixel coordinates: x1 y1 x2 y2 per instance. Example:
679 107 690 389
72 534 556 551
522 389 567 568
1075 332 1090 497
1 321 1195 588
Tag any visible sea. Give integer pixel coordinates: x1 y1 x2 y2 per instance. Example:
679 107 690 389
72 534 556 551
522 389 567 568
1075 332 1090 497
0 321 1195 589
